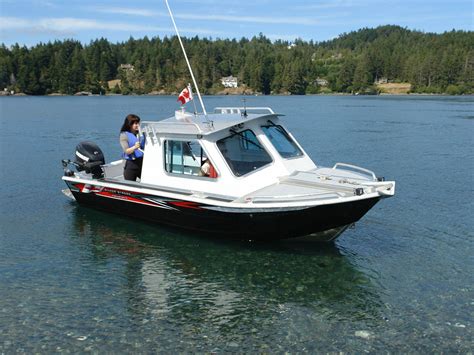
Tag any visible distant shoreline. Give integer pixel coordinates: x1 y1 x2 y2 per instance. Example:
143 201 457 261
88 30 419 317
1 91 473 97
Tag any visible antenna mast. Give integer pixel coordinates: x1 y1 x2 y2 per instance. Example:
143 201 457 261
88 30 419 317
164 0 207 117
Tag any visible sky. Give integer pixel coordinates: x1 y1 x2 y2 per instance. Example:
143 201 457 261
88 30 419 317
0 0 473 46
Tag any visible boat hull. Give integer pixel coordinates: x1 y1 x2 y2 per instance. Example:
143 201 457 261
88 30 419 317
66 182 380 241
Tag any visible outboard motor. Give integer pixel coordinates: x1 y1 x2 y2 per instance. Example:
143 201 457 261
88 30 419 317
74 141 105 179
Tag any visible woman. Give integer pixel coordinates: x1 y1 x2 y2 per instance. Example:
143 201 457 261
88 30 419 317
120 114 145 181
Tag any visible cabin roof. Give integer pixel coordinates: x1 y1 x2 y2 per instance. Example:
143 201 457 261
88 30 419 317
141 107 283 137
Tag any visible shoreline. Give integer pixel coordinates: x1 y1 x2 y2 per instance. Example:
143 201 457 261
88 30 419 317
1 92 473 97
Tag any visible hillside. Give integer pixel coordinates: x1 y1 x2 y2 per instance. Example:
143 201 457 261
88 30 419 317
0 25 472 95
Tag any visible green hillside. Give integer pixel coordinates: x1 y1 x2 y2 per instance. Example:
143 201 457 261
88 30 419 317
1 25 472 95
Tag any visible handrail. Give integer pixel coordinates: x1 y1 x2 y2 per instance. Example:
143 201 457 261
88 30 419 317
250 191 344 203
142 120 204 134
332 163 377 181
213 107 275 114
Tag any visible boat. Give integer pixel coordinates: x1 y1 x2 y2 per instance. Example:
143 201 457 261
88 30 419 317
60 1 395 242
61 105 395 241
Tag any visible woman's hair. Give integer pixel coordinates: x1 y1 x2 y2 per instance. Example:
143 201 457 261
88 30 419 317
120 114 141 133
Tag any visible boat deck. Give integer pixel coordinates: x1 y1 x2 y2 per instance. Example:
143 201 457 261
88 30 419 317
238 170 364 203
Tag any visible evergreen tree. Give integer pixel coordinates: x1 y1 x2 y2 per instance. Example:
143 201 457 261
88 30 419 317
352 54 372 91
334 58 355 92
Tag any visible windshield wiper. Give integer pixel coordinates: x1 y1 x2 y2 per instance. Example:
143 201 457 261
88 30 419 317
229 129 263 150
266 120 287 135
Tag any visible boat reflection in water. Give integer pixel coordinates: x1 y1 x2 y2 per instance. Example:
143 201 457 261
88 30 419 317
70 206 385 346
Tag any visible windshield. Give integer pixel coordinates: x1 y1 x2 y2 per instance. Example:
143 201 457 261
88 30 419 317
217 129 272 176
261 124 303 159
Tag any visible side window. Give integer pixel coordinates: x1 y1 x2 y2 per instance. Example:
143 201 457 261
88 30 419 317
217 129 272 177
164 140 218 178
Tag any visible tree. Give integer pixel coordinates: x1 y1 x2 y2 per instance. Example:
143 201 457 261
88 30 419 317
352 54 372 91
334 58 355 92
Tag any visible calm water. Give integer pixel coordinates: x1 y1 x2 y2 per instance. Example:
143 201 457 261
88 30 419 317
0 95 473 352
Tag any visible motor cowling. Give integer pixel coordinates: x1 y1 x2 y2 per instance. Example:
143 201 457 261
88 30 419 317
74 141 105 179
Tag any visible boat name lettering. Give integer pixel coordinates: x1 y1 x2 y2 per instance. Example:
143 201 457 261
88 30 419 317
103 188 132 196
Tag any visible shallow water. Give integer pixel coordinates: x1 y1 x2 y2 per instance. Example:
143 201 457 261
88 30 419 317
0 95 473 352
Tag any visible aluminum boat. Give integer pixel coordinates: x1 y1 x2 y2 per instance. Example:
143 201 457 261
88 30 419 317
61 106 395 242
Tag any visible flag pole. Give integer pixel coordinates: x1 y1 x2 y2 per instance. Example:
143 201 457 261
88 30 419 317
189 83 198 115
165 0 207 117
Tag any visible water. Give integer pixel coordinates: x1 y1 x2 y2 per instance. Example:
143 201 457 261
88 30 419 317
0 95 473 352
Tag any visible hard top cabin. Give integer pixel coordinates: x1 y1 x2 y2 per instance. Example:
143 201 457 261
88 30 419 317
102 107 317 198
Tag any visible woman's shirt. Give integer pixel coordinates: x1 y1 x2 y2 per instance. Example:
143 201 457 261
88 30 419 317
120 132 130 153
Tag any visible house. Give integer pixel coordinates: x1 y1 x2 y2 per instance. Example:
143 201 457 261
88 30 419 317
315 78 328 87
119 64 135 71
374 77 388 85
287 43 297 50
221 76 238 88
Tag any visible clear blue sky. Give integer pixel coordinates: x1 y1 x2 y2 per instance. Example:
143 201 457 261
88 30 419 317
1 0 472 46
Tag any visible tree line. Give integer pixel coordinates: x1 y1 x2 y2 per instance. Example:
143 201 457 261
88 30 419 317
0 25 472 95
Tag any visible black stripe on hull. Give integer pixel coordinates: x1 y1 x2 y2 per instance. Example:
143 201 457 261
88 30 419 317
69 188 380 241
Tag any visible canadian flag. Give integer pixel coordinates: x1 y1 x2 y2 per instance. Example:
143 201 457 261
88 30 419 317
177 85 193 105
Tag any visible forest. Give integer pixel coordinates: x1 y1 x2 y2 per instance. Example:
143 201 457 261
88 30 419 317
0 25 473 95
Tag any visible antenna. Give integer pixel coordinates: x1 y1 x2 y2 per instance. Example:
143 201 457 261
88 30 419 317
241 98 247 117
165 0 208 117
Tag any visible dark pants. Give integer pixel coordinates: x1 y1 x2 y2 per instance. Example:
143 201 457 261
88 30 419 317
124 158 143 181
